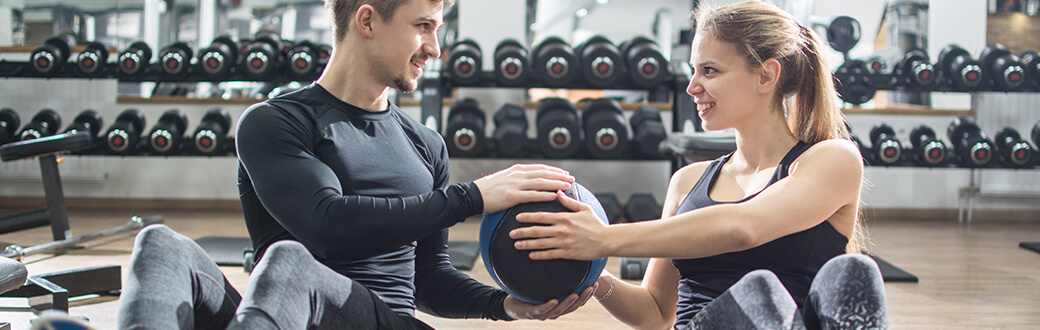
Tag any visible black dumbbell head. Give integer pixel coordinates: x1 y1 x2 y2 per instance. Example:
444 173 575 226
995 127 1032 167
900 50 936 86
581 98 628 159
76 41 110 75
869 123 901 165
624 193 661 222
620 36 668 88
0 108 20 144
119 41 153 75
288 40 320 78
536 97 581 158
494 39 530 86
19 109 61 141
194 108 232 155
243 33 284 78
64 109 104 137
148 109 188 154
948 116 993 167
864 56 886 75
936 44 984 90
448 39 483 85
909 124 946 166
576 35 623 88
492 103 529 158
980 44 1027 90
629 106 666 159
593 192 624 224
198 35 240 77
533 37 580 87
159 42 194 77
30 33 77 74
445 98 487 157
107 109 146 154
1033 119 1040 149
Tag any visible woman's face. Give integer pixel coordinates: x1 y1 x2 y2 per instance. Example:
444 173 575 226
685 34 768 132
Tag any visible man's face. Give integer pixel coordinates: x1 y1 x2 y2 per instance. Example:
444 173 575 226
370 0 443 93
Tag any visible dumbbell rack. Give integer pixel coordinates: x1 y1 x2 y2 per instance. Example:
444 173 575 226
0 59 320 84
418 69 698 162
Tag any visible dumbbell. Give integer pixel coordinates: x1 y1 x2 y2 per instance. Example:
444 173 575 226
624 193 661 223
197 36 241 79
193 108 232 155
908 125 947 166
30 33 77 75
75 41 110 76
147 109 188 155
619 257 650 280
118 41 153 76
980 44 1027 91
619 36 668 88
936 44 984 91
864 56 886 75
834 59 877 105
1020 51 1040 91
159 42 194 78
531 37 580 87
317 44 332 67
628 106 667 159
63 109 104 142
0 108 21 146
1034 120 1040 152
898 49 936 87
242 32 285 79
18 109 62 141
444 98 487 157
492 103 529 158
288 40 321 80
447 39 482 86
494 39 530 86
594 192 624 224
869 124 902 165
994 127 1033 168
576 35 624 88
535 98 582 158
581 98 628 159
947 116 994 167
105 109 146 154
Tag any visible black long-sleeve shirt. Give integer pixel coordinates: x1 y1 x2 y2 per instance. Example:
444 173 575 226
236 83 511 320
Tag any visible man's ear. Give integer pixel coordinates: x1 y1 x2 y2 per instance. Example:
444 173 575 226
356 4 375 39
758 58 782 94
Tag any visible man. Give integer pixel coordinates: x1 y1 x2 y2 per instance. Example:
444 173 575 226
117 0 594 328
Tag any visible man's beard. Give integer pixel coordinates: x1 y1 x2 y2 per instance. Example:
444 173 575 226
393 76 417 93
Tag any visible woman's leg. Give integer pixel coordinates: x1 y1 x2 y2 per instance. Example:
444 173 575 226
802 254 888 330
226 240 432 330
688 270 803 330
117 225 242 329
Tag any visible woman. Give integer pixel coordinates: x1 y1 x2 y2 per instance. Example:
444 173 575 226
510 2 887 329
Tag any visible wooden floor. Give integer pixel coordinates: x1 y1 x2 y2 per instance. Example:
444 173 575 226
0 209 1038 329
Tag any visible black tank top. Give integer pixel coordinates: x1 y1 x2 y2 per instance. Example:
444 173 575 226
670 141 848 327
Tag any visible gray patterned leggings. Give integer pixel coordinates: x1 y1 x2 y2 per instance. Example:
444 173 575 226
689 254 888 330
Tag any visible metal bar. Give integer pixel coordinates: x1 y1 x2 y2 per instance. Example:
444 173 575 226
0 208 50 234
38 155 70 241
35 265 121 298
1 215 164 259
26 276 69 312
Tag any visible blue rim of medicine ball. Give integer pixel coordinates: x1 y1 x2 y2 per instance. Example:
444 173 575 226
479 183 609 304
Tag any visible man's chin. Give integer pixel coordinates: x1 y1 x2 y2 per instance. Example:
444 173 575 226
393 77 418 93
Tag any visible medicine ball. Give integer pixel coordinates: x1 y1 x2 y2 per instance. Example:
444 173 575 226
479 182 608 304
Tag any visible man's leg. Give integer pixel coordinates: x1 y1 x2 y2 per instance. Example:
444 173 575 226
801 254 888 330
227 240 432 330
118 225 242 329
688 270 803 330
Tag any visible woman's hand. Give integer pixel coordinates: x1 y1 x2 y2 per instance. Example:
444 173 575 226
510 190 613 260
503 285 597 320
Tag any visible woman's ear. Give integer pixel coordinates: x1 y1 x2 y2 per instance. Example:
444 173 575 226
758 58 782 94
356 4 375 39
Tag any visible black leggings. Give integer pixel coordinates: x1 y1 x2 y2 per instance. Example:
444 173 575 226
687 254 888 330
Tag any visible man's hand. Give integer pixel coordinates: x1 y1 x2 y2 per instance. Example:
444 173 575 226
503 284 596 320
474 164 574 214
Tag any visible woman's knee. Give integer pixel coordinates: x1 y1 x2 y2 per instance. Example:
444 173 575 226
252 241 318 281
818 254 883 282
735 269 786 294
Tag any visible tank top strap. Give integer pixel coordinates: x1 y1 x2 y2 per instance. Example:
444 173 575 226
772 141 812 182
